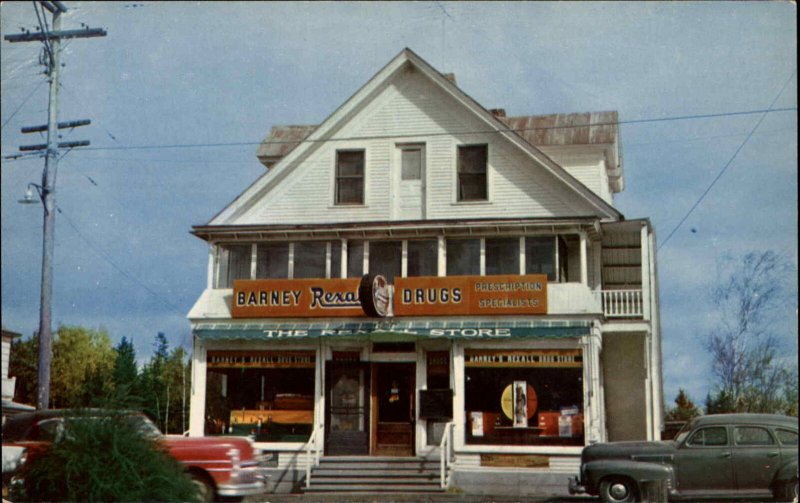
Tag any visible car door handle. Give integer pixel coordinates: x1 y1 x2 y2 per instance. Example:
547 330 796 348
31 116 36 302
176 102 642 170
767 451 779 457
720 452 731 458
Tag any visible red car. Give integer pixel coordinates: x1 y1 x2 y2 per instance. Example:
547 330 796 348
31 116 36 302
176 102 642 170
2 409 268 501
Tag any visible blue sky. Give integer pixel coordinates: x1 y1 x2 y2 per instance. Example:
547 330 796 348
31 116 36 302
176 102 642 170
2 1 797 408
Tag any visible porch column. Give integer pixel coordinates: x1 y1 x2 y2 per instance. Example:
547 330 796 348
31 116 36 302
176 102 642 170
437 236 446 277
582 325 604 443
189 335 207 437
640 224 651 320
452 342 466 450
579 231 588 286
207 245 216 289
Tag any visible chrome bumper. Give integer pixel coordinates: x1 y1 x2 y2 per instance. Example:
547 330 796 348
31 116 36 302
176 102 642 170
216 467 269 497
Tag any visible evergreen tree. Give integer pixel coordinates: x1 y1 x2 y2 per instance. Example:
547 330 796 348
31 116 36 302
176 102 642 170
110 336 142 408
665 388 700 421
140 332 171 431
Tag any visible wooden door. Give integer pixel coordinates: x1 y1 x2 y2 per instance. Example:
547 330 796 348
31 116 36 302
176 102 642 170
372 362 415 456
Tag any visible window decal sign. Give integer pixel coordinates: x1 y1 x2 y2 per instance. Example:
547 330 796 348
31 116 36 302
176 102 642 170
207 350 316 368
465 349 582 368
232 278 364 318
394 274 547 316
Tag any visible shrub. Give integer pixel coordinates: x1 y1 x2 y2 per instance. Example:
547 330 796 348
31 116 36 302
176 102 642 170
15 411 198 502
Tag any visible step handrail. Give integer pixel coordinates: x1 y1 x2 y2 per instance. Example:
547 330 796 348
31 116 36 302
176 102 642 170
439 421 455 488
304 426 320 488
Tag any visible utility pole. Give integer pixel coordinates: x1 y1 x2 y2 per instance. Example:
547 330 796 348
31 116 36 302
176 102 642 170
5 1 106 410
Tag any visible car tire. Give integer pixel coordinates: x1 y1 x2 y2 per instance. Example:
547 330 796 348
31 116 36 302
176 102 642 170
774 478 798 503
189 471 215 503
599 476 639 503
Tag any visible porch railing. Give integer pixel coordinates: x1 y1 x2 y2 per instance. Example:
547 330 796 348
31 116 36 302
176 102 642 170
304 427 321 488
439 421 455 489
601 289 643 318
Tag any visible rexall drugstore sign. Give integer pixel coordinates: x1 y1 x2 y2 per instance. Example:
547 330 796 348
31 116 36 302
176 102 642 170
232 278 364 318
232 274 547 318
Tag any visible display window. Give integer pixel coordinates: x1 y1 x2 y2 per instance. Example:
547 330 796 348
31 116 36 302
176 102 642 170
205 350 315 442
423 351 452 445
464 348 584 446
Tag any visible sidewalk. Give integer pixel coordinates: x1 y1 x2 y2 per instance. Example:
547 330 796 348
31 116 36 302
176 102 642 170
244 493 595 503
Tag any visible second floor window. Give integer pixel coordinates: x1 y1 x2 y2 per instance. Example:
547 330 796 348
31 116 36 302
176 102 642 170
457 145 487 201
446 238 481 276
335 150 365 205
526 237 556 281
486 238 519 275
217 244 251 288
257 243 289 279
369 241 402 282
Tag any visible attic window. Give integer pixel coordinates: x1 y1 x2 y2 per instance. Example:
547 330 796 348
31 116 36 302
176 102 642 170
457 145 487 201
335 150 365 205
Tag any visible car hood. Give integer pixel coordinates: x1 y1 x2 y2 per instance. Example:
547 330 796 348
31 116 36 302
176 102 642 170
583 440 677 463
162 436 257 461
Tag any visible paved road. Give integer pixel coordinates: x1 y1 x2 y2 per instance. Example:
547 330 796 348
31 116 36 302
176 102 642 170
244 494 595 503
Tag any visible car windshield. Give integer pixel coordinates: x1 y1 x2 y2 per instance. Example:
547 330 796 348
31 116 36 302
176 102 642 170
60 413 163 440
122 415 163 439
674 419 697 444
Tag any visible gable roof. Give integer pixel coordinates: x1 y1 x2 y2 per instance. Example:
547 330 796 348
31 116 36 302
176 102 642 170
211 48 623 225
255 111 624 191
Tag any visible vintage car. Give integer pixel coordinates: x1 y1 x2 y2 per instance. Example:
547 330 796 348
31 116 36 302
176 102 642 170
2 409 268 502
569 413 798 502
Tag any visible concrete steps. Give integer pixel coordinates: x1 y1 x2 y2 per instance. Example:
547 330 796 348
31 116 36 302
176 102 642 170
304 456 444 494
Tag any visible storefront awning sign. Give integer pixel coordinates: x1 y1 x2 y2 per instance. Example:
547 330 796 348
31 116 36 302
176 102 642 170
194 320 590 341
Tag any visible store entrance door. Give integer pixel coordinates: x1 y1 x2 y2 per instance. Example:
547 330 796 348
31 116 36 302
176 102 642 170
325 362 369 455
372 362 415 456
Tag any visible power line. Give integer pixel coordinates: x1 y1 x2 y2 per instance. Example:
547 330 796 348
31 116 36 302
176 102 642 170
1 78 46 129
658 71 797 251
68 106 797 153
57 206 187 318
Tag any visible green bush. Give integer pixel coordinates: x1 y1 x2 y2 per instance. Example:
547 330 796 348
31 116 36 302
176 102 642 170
15 411 199 502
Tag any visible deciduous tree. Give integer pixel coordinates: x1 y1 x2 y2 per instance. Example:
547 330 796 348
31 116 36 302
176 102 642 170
704 251 797 415
50 326 116 409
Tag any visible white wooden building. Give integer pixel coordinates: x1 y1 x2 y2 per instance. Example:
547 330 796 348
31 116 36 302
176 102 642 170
187 48 662 494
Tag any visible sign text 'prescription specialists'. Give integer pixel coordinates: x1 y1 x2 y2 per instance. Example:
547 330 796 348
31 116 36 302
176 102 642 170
393 274 547 316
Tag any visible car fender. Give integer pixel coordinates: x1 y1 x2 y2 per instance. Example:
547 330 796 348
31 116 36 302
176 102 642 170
773 459 798 485
583 459 674 494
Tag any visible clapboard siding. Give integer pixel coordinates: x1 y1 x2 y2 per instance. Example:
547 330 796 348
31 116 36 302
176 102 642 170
540 147 612 204
236 67 601 226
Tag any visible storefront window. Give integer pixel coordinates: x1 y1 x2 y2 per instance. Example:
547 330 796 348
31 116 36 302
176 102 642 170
446 238 480 276
256 243 289 279
464 349 584 446
217 244 251 288
424 351 452 446
205 351 315 442
369 241 402 282
485 238 519 275
525 237 556 281
407 240 438 277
